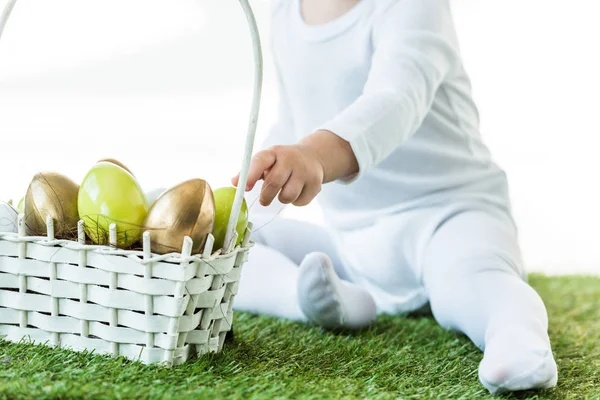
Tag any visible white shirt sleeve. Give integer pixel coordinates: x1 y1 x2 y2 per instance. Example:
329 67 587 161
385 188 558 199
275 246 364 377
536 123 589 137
319 0 459 183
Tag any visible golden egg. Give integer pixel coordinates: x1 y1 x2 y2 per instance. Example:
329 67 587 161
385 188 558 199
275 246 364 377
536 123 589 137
24 172 80 238
144 179 215 255
97 158 134 176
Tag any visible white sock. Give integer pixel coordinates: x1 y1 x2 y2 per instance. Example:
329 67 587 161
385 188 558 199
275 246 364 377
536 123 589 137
479 328 558 394
297 252 376 329
427 269 558 394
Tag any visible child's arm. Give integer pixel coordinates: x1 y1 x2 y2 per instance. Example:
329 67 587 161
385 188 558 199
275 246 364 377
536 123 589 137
234 0 457 207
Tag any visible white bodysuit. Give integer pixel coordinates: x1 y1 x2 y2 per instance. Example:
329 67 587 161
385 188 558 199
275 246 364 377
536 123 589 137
249 0 516 314
234 0 557 394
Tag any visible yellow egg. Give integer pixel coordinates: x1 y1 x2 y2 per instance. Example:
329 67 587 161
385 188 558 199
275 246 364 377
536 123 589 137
144 179 215 255
24 172 80 237
78 162 148 247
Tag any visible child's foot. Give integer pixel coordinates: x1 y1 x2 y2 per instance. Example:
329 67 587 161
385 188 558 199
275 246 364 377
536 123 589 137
297 252 376 329
479 329 558 394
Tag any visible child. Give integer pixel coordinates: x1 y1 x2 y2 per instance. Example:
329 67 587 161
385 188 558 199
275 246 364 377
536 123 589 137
232 0 558 394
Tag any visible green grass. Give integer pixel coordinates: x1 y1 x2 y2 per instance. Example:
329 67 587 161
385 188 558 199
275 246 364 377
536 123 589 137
1 275 599 399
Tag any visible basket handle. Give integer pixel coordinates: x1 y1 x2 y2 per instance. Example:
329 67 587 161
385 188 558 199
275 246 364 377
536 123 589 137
0 0 263 254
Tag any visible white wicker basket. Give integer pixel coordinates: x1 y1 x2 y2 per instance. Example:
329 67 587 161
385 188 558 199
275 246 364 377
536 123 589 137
0 0 263 366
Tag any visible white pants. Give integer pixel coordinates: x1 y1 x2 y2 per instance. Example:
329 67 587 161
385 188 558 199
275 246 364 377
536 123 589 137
235 202 529 345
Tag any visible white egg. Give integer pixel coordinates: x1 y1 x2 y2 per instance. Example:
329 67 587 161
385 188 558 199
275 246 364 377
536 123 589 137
0 202 19 233
145 188 167 208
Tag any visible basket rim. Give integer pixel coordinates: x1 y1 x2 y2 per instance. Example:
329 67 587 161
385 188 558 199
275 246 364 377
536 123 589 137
0 231 254 265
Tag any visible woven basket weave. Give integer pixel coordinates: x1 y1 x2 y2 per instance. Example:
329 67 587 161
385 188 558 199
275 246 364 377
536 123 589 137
0 0 263 366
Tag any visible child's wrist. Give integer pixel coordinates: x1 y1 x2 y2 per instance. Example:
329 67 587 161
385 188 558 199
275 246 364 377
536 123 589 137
294 141 327 181
299 130 358 183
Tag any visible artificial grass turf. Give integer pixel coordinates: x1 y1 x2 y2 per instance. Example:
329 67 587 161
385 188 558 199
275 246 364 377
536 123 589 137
0 275 598 399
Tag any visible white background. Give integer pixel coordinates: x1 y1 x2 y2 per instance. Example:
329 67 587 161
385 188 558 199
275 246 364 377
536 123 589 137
0 0 598 275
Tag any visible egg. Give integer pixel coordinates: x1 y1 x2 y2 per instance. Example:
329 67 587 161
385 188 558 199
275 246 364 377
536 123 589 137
24 172 80 237
212 187 249 251
144 179 215 255
0 202 19 233
78 161 148 247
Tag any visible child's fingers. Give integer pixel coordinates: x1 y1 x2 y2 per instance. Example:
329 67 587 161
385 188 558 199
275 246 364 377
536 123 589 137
231 174 240 187
294 182 321 207
278 173 304 204
260 165 292 206
246 150 277 191
231 167 271 189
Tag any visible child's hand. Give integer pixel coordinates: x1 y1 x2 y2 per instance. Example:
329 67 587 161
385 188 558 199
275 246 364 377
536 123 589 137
232 130 359 207
232 144 325 207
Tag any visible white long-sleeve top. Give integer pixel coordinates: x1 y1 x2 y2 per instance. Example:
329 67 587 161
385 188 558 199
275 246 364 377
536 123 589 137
263 0 511 230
